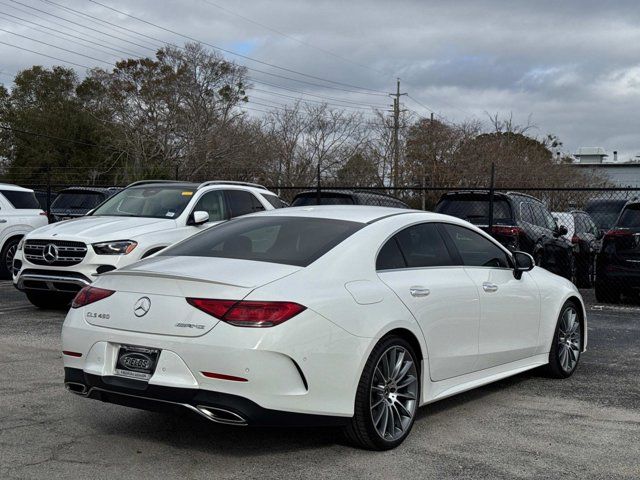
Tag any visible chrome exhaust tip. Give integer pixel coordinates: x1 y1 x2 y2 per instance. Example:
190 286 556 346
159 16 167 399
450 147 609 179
65 382 89 396
196 405 248 426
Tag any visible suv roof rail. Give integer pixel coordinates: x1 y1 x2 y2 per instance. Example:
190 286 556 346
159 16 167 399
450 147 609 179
125 180 185 188
197 180 268 191
505 191 543 203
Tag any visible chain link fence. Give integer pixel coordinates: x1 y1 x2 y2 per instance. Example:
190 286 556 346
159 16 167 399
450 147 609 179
9 182 640 306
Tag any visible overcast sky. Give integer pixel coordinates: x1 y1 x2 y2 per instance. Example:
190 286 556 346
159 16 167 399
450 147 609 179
1 0 639 161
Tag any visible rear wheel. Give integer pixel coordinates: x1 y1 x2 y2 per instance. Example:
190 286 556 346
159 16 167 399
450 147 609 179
545 301 582 378
25 290 74 309
343 336 420 450
0 237 20 279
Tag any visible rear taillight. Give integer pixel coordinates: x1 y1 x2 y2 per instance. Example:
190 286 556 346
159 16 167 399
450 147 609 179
605 229 632 238
71 286 115 308
491 225 523 237
186 298 306 327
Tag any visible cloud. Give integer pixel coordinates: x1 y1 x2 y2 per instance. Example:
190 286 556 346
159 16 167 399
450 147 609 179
0 0 639 160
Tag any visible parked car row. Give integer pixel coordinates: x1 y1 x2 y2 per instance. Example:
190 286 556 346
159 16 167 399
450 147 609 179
2 180 637 305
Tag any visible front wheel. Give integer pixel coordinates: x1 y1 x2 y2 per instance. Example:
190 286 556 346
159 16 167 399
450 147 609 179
25 290 74 310
343 336 420 450
0 237 20 279
545 301 582 378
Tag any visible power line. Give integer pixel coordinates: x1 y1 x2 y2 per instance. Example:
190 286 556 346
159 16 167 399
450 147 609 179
0 28 113 65
87 0 388 96
0 12 130 59
0 40 91 68
0 1 144 57
200 0 388 77
8 0 157 52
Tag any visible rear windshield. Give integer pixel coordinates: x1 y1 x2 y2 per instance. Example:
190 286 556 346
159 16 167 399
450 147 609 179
617 205 640 228
291 193 355 206
435 196 512 225
160 216 364 267
261 193 287 209
0 190 40 209
51 191 105 210
92 186 194 218
585 201 627 230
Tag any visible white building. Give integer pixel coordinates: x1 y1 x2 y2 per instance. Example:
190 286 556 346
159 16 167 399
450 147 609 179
572 147 640 187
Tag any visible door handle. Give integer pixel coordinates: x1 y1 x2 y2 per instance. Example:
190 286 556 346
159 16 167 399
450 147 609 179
482 282 499 293
410 286 430 297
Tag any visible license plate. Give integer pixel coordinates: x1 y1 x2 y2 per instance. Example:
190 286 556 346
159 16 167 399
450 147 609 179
114 345 160 381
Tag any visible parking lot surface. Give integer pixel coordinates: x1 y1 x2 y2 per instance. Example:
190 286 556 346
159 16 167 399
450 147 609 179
1 280 639 479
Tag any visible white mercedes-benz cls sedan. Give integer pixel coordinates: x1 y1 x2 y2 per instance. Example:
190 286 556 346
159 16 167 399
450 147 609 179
62 206 586 450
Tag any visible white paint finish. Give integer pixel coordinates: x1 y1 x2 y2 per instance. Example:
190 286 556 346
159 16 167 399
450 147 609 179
379 267 480 381
344 280 384 304
463 267 541 370
149 350 199 388
61 206 587 422
0 183 47 253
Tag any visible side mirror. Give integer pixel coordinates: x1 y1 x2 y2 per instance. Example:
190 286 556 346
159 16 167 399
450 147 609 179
555 224 568 237
513 251 534 279
596 230 604 240
190 210 209 225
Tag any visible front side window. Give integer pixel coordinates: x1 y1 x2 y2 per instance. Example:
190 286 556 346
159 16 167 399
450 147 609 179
441 224 510 268
0 190 40 209
161 216 364 267
91 186 194 219
192 190 227 222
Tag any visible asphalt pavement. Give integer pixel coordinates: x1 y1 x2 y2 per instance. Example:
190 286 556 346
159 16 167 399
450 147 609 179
0 281 638 479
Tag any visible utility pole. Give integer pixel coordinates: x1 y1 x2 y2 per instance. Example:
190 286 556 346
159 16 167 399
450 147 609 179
389 78 406 190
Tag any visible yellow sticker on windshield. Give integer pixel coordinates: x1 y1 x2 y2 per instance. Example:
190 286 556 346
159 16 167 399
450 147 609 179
181 191 194 196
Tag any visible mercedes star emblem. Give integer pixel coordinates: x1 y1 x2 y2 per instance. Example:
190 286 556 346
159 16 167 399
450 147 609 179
133 297 151 317
43 244 59 264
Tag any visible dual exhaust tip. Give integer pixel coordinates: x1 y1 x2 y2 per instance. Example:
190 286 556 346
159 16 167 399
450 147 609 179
64 382 248 426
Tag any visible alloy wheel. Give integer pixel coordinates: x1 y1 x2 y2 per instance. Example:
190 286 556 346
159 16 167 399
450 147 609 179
370 346 418 441
4 243 17 274
557 306 581 373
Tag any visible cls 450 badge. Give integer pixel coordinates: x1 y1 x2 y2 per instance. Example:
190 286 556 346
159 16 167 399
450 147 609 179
86 312 110 320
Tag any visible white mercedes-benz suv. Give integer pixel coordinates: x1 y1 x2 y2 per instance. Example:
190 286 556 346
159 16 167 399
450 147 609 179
13 180 284 308
0 183 48 279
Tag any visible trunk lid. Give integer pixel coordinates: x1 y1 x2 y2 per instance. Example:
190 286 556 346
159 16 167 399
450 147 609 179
83 256 301 336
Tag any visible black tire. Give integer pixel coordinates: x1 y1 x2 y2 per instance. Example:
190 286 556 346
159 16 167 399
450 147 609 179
343 335 420 450
0 237 20 280
25 290 74 309
545 300 582 379
595 281 620 304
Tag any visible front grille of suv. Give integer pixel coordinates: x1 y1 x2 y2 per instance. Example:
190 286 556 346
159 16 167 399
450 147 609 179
24 240 88 267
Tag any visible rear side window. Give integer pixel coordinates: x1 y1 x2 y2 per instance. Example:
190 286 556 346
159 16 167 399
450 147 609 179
617 205 640 228
226 190 262 218
261 193 286 209
0 190 40 209
378 223 452 269
161 216 364 267
51 191 105 210
436 196 512 225
441 224 510 268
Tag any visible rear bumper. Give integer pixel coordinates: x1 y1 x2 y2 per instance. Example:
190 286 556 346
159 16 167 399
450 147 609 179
65 367 350 427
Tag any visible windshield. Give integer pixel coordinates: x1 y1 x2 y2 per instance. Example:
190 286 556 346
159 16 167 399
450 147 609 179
160 216 364 267
51 191 105 210
617 205 640 228
585 201 627 230
92 186 195 218
436 196 512 225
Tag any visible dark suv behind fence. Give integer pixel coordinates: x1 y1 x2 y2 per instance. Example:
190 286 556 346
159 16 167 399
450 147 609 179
584 198 629 234
434 191 575 280
595 199 640 303
49 187 121 222
291 189 409 208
